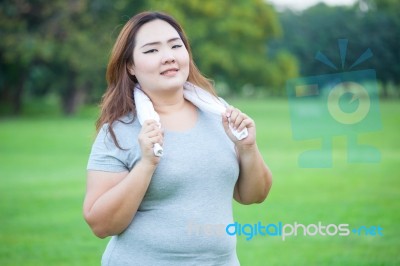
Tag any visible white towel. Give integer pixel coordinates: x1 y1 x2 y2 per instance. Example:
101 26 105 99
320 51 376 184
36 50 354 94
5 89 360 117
183 82 248 140
133 88 164 157
134 82 248 157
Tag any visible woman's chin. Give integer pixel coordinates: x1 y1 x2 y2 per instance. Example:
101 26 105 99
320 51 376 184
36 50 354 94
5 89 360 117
160 80 186 91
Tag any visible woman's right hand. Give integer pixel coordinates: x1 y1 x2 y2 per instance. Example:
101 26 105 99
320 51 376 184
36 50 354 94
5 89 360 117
138 120 164 166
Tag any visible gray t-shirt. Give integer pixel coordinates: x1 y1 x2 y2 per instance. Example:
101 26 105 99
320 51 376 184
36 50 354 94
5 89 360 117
87 108 240 266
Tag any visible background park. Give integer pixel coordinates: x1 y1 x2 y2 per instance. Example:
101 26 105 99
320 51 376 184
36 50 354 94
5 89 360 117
1 0 399 265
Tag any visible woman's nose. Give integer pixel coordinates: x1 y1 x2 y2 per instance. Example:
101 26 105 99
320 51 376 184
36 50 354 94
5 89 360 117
161 50 175 64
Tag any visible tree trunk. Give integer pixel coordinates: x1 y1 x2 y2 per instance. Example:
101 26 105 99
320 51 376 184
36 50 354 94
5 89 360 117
12 72 27 115
61 72 86 115
381 83 388 99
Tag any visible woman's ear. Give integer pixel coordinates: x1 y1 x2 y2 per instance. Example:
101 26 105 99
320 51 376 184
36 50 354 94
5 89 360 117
127 63 138 82
127 64 135 76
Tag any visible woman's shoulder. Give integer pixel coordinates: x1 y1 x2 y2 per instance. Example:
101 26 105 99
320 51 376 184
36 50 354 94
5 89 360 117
102 112 139 131
88 112 141 171
99 113 140 145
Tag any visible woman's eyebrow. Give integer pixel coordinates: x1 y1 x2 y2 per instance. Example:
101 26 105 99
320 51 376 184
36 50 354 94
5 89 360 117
140 37 181 48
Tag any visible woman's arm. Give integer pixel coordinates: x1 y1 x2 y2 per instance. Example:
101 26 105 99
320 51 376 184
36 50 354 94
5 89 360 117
83 120 163 238
222 107 272 205
83 162 155 238
234 144 272 204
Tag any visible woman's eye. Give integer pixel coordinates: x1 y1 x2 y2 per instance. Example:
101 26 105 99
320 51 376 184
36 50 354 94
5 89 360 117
172 44 183 49
143 49 157 54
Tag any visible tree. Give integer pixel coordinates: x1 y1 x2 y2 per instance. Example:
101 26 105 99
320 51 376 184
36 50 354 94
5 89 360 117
0 0 299 116
357 0 400 96
0 0 146 115
269 2 400 97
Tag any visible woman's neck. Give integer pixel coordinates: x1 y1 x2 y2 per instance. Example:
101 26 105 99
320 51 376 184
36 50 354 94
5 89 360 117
147 89 186 115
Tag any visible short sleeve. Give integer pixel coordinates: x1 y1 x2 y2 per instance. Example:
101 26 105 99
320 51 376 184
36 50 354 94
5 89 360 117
87 123 139 172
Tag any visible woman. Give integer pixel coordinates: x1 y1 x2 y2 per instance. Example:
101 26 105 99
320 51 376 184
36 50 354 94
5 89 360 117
84 11 272 265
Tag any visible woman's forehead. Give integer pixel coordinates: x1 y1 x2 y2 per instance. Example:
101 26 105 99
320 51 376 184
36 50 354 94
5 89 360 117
135 19 181 47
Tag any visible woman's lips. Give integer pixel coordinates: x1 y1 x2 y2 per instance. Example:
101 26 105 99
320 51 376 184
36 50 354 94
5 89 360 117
161 68 179 76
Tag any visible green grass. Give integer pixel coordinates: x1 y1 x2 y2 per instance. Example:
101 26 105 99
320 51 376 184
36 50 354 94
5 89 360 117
1 99 399 265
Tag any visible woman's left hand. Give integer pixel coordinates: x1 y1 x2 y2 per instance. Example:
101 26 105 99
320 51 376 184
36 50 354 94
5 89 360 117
222 106 256 147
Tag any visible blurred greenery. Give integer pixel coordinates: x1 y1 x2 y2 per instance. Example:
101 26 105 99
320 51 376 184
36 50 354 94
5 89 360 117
269 0 400 98
0 99 399 265
1 0 398 116
0 0 399 265
0 0 147 115
0 0 296 115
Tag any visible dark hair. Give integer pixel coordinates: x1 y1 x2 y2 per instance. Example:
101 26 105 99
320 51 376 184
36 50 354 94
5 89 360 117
96 11 215 148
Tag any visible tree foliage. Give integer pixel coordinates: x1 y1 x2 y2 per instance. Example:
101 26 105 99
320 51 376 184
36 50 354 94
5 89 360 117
269 0 400 97
0 0 145 114
1 0 297 115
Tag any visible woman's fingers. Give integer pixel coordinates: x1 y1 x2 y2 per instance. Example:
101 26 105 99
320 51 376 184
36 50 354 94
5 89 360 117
147 128 163 138
237 117 253 132
142 120 160 133
148 134 163 146
139 120 164 153
226 106 250 130
223 106 256 145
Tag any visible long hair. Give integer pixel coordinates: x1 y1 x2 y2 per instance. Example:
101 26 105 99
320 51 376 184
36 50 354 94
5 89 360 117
96 11 216 148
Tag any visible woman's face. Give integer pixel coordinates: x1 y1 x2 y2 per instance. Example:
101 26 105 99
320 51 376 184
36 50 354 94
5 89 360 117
130 19 190 93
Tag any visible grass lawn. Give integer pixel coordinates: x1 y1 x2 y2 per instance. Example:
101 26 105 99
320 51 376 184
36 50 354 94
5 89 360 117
0 99 399 265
